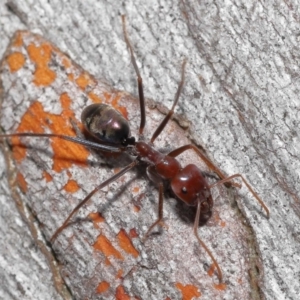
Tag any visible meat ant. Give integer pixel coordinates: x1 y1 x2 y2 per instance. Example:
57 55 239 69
0 16 269 283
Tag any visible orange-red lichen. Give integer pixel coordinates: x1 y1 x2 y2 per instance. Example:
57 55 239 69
115 285 131 300
175 283 201 300
111 93 128 119
96 281 110 293
207 263 215 277
27 43 56 86
13 32 23 47
129 228 138 238
88 92 103 104
75 72 95 90
115 269 123 279
213 283 227 291
63 179 80 193
220 220 226 227
117 229 139 258
12 93 90 173
133 205 141 212
43 171 53 182
7 52 25 72
62 57 71 69
89 212 105 229
132 186 140 193
93 234 123 260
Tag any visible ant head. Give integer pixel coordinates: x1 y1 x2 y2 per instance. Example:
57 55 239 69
171 164 212 206
81 103 131 146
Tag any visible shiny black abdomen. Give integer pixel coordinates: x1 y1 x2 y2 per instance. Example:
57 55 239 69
81 103 131 145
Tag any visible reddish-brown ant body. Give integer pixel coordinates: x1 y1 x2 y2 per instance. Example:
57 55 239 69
0 16 269 283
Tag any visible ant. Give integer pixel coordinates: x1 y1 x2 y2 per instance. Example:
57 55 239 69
0 16 269 284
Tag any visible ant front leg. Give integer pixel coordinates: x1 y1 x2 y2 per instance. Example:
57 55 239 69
167 144 230 184
143 166 167 242
209 174 270 218
193 200 223 283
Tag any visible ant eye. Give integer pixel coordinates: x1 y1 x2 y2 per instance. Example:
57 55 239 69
181 187 187 194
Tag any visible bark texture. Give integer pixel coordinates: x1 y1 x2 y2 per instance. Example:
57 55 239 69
0 1 299 300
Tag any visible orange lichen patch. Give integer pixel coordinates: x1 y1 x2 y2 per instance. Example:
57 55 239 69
7 52 25 73
16 172 27 193
116 269 123 279
129 228 138 238
111 93 128 119
220 220 226 227
95 91 128 120
133 205 141 212
68 73 74 81
175 283 201 300
96 281 110 293
213 283 227 291
93 234 124 260
12 32 23 47
89 212 105 229
104 258 112 266
117 229 139 258
63 179 80 193
207 263 215 277
75 72 96 90
62 57 71 69
43 171 53 182
27 43 56 86
115 285 131 300
88 92 103 104
132 186 140 193
12 94 90 172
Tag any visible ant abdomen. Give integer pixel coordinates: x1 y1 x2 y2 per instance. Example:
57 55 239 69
81 103 131 146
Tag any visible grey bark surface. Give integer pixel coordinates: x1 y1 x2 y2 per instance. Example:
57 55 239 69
0 1 299 300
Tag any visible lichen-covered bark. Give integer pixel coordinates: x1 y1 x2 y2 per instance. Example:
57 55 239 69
0 0 299 300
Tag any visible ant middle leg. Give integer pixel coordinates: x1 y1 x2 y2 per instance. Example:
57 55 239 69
143 166 167 241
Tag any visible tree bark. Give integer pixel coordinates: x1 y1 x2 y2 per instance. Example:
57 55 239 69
0 1 299 300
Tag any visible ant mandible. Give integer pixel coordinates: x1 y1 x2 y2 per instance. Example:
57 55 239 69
0 16 269 283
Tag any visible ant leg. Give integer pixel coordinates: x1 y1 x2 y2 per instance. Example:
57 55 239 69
168 144 229 182
142 166 167 241
150 59 187 144
142 181 166 242
50 160 138 243
194 199 223 283
209 174 269 218
122 15 146 137
69 117 84 139
0 132 124 153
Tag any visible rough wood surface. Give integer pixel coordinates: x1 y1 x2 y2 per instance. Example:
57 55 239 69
0 1 299 300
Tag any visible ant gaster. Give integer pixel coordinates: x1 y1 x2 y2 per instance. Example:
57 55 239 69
0 16 269 283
